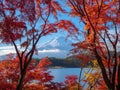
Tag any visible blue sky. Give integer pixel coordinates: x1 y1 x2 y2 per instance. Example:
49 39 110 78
0 0 118 59
0 1 85 59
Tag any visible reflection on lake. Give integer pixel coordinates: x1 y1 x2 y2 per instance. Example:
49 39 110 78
49 68 88 82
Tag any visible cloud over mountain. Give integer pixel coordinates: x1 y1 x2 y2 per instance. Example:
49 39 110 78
0 37 73 59
35 37 73 58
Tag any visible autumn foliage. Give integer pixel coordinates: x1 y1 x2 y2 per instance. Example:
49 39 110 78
0 55 82 90
0 0 120 90
0 56 54 89
66 0 120 90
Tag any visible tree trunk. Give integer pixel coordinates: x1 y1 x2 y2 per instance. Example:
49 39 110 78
16 70 26 90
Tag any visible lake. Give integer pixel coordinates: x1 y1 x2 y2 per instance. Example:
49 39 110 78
49 68 90 82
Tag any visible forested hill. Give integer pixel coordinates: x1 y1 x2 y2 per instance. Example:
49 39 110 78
35 56 93 68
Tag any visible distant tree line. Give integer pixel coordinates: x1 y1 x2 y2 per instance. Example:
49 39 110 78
35 56 94 68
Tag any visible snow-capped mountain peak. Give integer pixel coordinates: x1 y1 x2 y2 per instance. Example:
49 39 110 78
0 37 74 60
37 37 73 50
48 37 60 47
34 37 73 58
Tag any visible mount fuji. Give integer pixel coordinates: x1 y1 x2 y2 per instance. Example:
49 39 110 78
38 37 73 50
0 37 74 60
34 37 73 58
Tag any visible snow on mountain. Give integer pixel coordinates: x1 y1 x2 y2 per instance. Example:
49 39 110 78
35 37 73 58
0 37 73 60
37 37 73 50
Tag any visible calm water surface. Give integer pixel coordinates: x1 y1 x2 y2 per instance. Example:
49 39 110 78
49 68 89 82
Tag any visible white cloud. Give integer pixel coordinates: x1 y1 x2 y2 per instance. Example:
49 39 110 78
38 49 65 53
0 46 14 50
0 44 67 57
0 44 20 49
0 46 15 56
0 45 20 56
34 49 68 58
0 49 16 56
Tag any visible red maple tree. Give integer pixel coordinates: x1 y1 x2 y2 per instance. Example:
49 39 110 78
64 0 120 90
0 55 55 90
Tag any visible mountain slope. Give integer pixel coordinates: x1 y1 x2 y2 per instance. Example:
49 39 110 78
0 37 74 60
35 37 73 58
37 37 73 50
